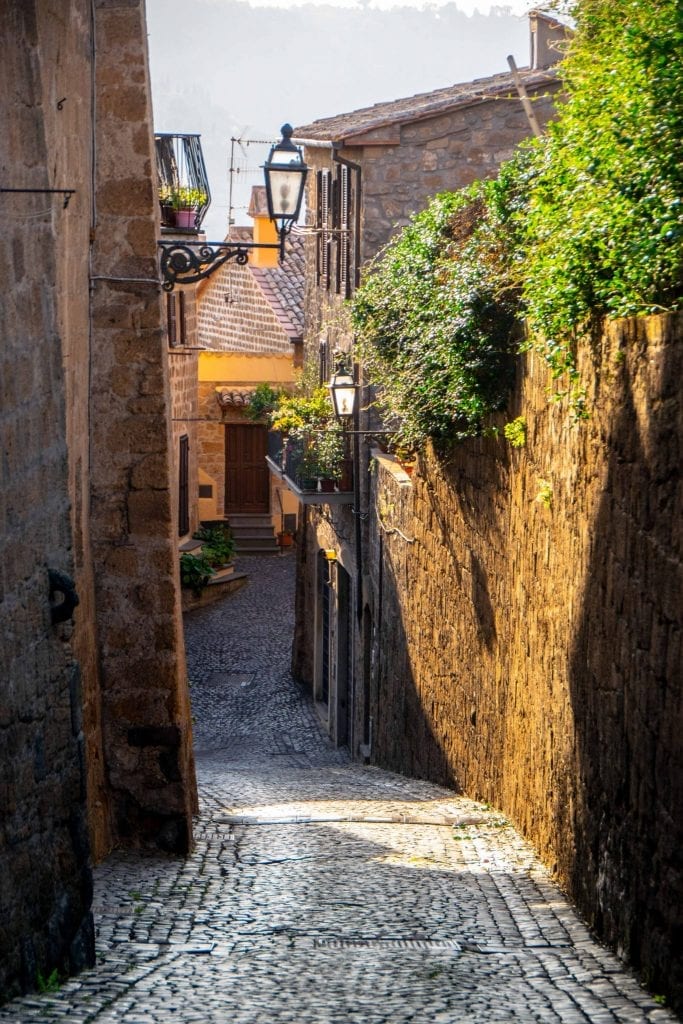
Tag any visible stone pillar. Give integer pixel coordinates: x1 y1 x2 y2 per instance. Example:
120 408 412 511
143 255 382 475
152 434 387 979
89 0 197 852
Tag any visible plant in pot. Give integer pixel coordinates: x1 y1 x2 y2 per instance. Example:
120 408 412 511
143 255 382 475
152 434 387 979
166 186 208 229
269 387 334 488
193 525 235 568
158 185 175 227
312 423 345 490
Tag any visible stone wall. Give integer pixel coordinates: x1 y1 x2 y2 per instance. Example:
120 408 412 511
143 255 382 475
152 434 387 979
197 263 295 355
0 0 94 998
1 0 198 1000
358 83 560 259
88 0 196 855
363 314 682 1007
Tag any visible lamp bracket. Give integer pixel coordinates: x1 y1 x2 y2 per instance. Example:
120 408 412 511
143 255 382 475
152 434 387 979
158 238 282 291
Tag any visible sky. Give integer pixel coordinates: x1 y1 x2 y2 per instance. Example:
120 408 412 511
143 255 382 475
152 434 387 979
147 0 535 239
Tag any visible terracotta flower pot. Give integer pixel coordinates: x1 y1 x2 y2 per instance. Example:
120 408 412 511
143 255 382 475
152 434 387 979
174 208 196 229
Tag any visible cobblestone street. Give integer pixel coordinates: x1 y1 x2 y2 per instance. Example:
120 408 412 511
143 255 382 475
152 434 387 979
1 553 678 1023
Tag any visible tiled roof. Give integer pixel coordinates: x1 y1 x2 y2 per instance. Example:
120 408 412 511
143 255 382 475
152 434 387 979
294 67 558 144
249 229 305 340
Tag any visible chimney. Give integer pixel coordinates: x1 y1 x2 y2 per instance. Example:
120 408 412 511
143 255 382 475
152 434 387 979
248 186 279 269
529 10 571 69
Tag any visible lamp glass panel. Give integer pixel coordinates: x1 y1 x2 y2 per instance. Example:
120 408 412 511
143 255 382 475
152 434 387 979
266 166 305 219
329 372 356 418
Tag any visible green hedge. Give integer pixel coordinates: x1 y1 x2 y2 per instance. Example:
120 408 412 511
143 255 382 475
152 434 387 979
352 0 682 446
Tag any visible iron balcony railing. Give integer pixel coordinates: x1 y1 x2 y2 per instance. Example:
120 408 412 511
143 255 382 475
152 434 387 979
155 133 211 232
267 431 353 495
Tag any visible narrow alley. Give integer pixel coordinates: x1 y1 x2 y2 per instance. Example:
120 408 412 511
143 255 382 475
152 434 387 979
0 556 676 1024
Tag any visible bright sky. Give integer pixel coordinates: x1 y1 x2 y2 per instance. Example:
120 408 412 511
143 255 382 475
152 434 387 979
244 0 532 8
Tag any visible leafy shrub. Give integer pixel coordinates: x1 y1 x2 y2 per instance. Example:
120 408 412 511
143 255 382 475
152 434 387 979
180 552 215 595
503 416 527 448
352 0 682 442
193 525 235 567
352 185 519 448
244 382 286 423
269 387 332 435
518 0 682 343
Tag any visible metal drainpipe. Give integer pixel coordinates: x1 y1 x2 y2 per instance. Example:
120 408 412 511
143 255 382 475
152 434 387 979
353 360 363 623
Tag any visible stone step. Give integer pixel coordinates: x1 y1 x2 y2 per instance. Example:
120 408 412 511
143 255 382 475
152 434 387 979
227 514 279 555
229 526 276 539
228 514 273 526
235 538 278 550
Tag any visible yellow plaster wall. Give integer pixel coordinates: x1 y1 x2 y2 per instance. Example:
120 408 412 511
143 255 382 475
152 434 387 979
251 215 280 269
198 351 297 384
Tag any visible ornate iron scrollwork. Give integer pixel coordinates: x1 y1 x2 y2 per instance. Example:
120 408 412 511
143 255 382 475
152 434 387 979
158 240 256 291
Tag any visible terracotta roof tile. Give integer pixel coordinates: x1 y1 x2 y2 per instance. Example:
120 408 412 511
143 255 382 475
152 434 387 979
249 229 305 340
294 67 558 143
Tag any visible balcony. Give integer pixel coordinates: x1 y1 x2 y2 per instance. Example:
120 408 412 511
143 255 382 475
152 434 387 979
266 431 354 506
155 133 211 233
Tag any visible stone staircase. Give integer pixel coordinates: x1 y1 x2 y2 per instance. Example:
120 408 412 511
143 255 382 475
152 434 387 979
227 514 279 555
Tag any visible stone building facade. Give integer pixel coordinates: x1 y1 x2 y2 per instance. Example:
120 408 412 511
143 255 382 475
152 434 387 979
289 15 683 1010
1 0 196 1001
291 13 564 742
194 216 304 533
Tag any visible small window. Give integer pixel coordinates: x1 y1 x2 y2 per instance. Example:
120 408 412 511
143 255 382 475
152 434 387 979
167 292 187 347
178 435 189 536
198 484 213 498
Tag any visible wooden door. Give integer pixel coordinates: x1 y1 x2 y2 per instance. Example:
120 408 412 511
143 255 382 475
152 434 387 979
225 424 269 513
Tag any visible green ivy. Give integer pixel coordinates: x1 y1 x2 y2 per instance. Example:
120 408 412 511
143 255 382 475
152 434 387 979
352 186 519 448
351 0 682 444
517 0 683 351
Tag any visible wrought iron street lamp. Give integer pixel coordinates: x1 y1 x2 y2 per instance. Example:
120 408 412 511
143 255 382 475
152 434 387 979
158 124 308 290
328 362 357 421
263 124 308 254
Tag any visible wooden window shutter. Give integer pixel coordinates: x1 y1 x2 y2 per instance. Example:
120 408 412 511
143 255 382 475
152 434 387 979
316 169 331 290
178 435 190 536
178 290 187 346
167 293 177 346
338 165 351 298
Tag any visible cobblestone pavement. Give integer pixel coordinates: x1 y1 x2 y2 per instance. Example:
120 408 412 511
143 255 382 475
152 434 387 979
1 553 678 1023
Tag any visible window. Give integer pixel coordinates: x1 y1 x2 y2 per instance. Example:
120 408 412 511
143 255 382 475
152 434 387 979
167 291 186 347
316 163 358 297
178 435 189 536
316 169 331 289
335 164 351 298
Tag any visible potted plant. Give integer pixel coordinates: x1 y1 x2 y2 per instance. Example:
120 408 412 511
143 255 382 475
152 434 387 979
276 529 294 547
311 423 345 490
159 186 208 229
193 524 235 568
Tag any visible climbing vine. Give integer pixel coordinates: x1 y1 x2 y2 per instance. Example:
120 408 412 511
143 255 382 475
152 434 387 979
352 0 682 447
352 185 519 448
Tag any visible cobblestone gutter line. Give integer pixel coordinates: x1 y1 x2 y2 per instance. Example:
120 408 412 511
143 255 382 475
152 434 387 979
0 555 677 1023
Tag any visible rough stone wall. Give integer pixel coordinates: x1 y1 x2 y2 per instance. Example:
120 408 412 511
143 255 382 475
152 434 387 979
88 0 197 854
359 83 559 258
302 82 560 377
197 263 294 355
0 0 95 998
364 314 682 1007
